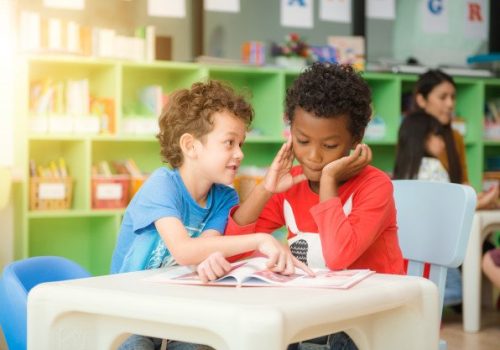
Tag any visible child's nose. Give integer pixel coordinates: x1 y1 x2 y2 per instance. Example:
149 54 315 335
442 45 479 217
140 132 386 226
308 146 322 163
234 146 244 160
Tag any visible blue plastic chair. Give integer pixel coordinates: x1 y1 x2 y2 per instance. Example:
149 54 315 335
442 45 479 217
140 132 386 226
393 180 476 350
0 256 91 350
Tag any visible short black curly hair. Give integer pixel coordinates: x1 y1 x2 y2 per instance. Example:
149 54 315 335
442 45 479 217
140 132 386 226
285 63 372 142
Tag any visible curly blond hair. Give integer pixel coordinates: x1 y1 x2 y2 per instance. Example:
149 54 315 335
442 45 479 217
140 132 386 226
157 80 253 168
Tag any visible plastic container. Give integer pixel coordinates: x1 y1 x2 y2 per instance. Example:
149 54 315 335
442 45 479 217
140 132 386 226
91 175 130 209
29 177 73 210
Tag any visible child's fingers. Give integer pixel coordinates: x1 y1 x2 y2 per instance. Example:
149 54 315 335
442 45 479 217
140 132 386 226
283 254 295 275
208 256 230 277
274 251 286 272
270 142 289 168
364 145 373 162
196 265 210 283
292 257 315 277
202 263 218 282
265 251 279 270
292 173 307 186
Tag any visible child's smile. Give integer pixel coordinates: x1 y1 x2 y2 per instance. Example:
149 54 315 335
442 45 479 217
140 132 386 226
196 111 246 185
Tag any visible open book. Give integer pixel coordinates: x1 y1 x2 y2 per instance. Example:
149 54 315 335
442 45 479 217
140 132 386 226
144 257 374 289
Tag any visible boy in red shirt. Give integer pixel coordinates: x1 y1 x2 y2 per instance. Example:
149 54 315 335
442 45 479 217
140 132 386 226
225 63 404 350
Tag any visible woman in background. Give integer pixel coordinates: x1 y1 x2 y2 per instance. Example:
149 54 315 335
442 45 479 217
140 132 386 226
413 69 498 209
393 110 463 307
393 110 447 181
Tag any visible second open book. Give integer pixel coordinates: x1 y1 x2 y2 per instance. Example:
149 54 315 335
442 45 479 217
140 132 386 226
145 257 374 289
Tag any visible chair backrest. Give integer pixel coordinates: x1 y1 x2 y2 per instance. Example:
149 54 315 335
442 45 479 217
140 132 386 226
0 256 91 350
393 180 476 314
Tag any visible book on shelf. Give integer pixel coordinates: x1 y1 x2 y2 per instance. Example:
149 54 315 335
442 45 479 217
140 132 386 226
144 257 374 289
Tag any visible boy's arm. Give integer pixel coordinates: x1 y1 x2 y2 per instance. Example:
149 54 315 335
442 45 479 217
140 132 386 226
155 217 313 276
232 138 306 225
231 183 273 224
311 175 394 270
200 229 222 237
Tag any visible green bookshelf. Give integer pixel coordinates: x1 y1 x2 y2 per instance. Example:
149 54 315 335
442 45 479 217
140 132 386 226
15 55 498 275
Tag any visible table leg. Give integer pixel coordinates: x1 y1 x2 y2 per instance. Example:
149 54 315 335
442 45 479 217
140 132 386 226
463 214 482 333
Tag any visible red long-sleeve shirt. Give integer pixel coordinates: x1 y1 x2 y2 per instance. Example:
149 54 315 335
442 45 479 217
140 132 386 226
226 165 404 274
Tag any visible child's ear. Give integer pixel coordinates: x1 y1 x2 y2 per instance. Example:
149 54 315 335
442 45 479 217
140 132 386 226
179 133 197 158
415 93 426 109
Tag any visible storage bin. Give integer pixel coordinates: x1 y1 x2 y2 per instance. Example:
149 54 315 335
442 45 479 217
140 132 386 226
130 175 148 200
91 175 130 209
30 177 73 210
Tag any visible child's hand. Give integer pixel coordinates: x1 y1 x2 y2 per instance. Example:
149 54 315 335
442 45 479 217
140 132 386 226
263 137 307 193
256 234 315 277
477 183 499 210
321 144 372 185
196 252 232 283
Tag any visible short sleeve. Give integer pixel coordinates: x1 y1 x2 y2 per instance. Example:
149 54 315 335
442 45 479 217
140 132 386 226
129 170 182 234
203 185 239 234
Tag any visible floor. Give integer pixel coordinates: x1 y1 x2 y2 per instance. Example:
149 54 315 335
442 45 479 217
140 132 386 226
1 309 498 350
441 307 500 350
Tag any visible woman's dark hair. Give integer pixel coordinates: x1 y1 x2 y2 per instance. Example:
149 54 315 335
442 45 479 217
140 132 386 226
285 62 372 143
412 69 462 183
412 69 455 110
393 111 445 180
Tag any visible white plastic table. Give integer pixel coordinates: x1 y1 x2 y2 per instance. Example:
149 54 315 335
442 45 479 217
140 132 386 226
462 210 500 332
28 270 439 350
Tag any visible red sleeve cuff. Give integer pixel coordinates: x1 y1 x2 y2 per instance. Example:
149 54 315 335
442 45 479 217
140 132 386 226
224 205 258 235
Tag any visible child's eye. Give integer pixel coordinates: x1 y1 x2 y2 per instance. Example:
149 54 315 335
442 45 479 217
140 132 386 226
224 140 235 147
324 144 338 149
296 139 308 144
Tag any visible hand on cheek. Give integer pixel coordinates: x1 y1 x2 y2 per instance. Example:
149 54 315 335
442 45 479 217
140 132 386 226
321 144 372 185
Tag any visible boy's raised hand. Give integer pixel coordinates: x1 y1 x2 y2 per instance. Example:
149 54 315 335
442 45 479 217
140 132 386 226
263 137 307 193
196 252 232 283
321 144 372 185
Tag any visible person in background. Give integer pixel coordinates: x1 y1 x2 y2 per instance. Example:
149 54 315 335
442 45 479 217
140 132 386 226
393 110 448 181
112 80 310 350
413 69 499 209
482 247 500 293
225 63 405 350
393 110 463 307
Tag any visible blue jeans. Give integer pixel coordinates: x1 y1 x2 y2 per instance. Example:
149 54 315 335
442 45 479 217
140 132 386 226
118 335 214 350
444 267 462 306
288 332 358 350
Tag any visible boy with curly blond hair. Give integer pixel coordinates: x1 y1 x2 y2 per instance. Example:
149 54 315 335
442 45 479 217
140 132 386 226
111 80 309 350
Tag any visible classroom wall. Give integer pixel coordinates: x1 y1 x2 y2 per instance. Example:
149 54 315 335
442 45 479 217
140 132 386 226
204 0 398 64
204 0 351 60
14 1 491 65
393 1 489 66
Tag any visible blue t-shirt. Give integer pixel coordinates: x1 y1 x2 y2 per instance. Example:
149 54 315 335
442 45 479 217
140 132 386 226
111 167 238 273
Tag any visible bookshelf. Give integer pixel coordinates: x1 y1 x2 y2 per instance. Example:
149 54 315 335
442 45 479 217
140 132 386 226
14 55 500 275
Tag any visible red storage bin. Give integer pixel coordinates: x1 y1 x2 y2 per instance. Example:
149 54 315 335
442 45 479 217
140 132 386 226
91 175 130 209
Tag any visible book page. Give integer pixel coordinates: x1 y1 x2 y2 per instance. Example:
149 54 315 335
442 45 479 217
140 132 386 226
288 269 374 289
144 258 374 289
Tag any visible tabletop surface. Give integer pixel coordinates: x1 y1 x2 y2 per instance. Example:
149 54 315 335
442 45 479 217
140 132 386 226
30 270 436 320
